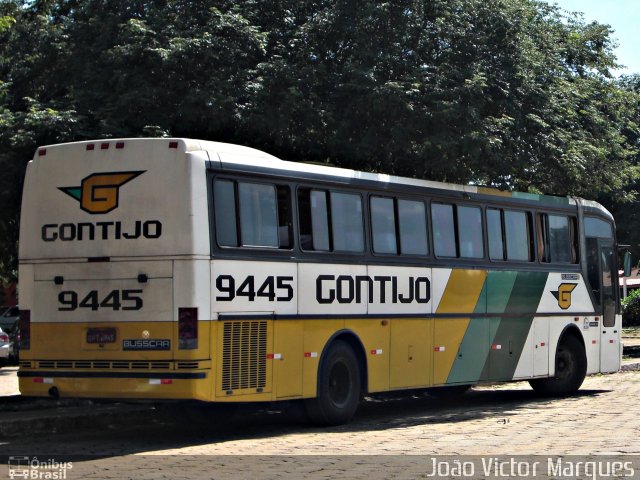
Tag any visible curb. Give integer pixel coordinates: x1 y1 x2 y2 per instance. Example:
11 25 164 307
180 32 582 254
621 362 640 371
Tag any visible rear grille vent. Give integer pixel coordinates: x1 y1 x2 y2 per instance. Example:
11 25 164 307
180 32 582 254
177 362 199 369
35 360 172 370
222 320 267 392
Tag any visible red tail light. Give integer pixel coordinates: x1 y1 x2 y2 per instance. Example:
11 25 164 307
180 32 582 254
178 308 198 350
19 310 30 350
0 333 8 342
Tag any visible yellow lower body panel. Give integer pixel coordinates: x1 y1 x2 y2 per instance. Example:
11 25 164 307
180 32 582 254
19 373 211 401
19 313 484 403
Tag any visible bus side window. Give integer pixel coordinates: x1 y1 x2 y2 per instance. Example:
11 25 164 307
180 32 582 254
331 192 364 252
487 208 505 260
238 182 279 247
371 196 397 254
398 199 428 255
298 188 330 251
214 179 238 247
504 210 532 261
586 237 601 309
432 203 456 258
298 188 364 253
276 186 293 248
457 205 483 259
370 196 429 256
214 179 292 249
538 213 578 263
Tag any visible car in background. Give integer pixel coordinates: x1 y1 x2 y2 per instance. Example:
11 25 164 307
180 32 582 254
0 305 18 332
9 322 19 364
0 326 10 366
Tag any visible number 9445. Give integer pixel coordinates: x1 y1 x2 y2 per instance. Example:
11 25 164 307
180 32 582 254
58 289 143 311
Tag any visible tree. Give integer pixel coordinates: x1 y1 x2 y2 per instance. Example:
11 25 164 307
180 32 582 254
0 0 638 280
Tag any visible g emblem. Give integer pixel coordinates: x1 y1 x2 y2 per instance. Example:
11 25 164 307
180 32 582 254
552 283 577 310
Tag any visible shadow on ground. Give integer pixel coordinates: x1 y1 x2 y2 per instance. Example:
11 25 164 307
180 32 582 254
1 384 610 458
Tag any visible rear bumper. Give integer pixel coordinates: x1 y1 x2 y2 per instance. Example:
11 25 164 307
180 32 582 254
18 369 210 400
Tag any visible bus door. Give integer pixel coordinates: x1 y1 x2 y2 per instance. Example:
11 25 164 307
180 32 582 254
587 238 620 372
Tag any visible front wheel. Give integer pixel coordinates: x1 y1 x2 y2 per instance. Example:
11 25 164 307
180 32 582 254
529 334 586 396
305 340 361 426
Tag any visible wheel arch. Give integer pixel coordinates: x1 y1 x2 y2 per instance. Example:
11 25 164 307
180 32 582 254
318 329 368 394
558 324 586 350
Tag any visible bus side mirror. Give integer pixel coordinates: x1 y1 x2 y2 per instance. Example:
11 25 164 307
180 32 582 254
623 250 632 277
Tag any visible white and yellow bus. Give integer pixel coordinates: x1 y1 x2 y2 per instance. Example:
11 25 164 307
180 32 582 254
18 138 621 425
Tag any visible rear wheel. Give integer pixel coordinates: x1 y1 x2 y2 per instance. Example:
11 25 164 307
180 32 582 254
305 340 361 426
529 334 586 396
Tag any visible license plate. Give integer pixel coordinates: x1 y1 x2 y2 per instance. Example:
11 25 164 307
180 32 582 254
86 328 116 344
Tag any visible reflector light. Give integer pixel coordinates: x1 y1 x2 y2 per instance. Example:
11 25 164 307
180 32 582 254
116 142 125 149
178 307 198 350
86 144 95 151
38 149 47 156
19 310 30 350
33 378 53 384
149 379 173 385
101 143 109 150
169 141 179 149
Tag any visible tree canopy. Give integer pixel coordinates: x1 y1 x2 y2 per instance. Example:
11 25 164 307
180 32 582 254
1 0 639 280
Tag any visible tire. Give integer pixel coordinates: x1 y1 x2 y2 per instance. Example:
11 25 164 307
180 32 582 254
426 384 471 398
305 340 361 426
529 334 587 396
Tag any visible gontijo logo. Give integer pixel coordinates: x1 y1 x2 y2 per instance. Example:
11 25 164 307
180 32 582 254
59 171 144 214
551 283 577 310
41 170 162 242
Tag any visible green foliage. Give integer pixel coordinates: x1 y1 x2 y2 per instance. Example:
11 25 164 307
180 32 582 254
0 0 639 281
623 289 640 327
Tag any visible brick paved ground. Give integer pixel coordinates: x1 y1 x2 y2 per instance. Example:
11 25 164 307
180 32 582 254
2 364 640 479
1 370 640 479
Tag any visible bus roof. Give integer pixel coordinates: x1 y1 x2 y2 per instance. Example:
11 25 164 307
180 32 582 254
34 137 587 209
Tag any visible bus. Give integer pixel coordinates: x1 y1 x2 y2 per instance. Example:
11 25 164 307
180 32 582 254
17 138 621 425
